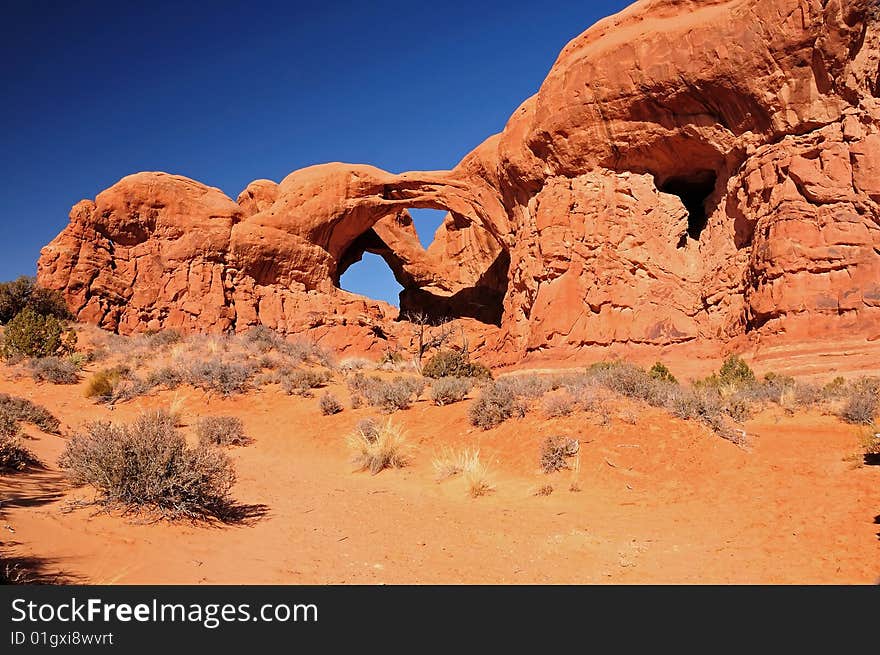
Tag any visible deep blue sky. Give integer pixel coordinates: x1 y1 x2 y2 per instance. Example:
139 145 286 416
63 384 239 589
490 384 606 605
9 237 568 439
1 0 629 305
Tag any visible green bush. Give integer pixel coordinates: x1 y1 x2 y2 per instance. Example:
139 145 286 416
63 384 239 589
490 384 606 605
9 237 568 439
649 361 677 384
717 354 756 388
422 350 492 380
1 308 76 359
0 276 70 324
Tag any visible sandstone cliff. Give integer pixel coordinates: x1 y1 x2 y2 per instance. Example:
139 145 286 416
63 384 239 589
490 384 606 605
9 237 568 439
38 0 880 363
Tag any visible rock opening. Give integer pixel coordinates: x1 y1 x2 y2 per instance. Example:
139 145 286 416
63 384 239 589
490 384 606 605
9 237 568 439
660 169 717 241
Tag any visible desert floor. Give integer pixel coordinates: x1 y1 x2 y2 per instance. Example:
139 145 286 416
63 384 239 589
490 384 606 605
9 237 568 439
1 363 878 585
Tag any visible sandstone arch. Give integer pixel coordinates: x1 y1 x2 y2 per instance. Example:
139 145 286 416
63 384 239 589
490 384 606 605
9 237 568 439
38 0 880 364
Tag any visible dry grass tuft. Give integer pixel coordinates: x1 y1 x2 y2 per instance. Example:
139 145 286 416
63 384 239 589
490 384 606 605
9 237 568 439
346 417 412 474
432 447 495 497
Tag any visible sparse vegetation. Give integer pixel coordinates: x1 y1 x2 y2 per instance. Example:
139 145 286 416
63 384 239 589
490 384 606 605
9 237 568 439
468 382 527 429
533 484 554 496
699 354 756 393
421 350 492 380
840 378 879 425
543 393 575 418
356 375 425 412
0 412 39 471
196 416 249 447
280 369 331 397
346 417 411 474
430 377 473 406
186 360 255 396
432 447 495 497
1 307 77 359
539 435 579 473
0 393 60 434
28 356 80 384
59 410 237 520
319 392 343 415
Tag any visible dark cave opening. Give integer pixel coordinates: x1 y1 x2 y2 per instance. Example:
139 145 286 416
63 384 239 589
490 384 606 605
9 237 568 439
660 169 718 242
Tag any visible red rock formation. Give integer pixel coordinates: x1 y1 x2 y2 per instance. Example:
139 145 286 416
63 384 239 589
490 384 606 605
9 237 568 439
38 0 880 364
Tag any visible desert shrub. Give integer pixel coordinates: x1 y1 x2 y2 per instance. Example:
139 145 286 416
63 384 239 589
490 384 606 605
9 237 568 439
791 382 824 408
557 375 601 411
0 412 39 471
362 376 424 412
724 396 753 423
106 376 152 404
539 435 580 473
186 360 255 396
0 394 60 434
145 366 185 390
84 368 122 400
346 417 411 474
338 357 373 371
497 374 550 400
284 339 335 368
28 356 79 384
0 432 38 471
422 350 491 379
59 410 236 519
1 308 76 359
863 430 880 463
649 361 677 384
468 382 527 429
543 393 575 418
355 418 380 442
533 484 554 496
145 329 182 348
319 392 343 415
669 387 725 425
0 276 70 324
840 378 879 425
823 376 847 398
196 416 249 446
594 362 674 407
280 369 332 396
379 348 405 368
244 325 284 352
430 377 473 406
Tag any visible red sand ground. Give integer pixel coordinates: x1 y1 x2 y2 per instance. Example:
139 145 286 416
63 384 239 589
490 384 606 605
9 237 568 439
1 368 878 585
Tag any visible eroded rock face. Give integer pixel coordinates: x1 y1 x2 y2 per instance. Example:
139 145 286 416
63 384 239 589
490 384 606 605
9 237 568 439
38 0 880 363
